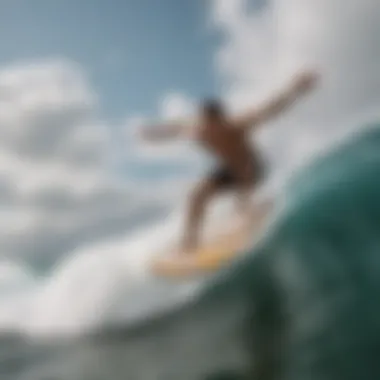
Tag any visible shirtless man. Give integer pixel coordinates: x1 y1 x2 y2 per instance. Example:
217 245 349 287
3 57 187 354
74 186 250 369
141 70 318 254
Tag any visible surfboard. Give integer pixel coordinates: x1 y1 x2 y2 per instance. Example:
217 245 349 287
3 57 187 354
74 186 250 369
151 200 272 278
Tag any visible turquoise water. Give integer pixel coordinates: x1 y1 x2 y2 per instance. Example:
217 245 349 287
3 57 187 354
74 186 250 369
202 122 380 379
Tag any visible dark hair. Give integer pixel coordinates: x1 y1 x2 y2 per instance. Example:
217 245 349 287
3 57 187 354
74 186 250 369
201 99 224 117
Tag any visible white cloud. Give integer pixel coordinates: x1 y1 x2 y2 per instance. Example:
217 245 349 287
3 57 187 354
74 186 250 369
210 0 380 181
159 92 195 120
0 59 169 268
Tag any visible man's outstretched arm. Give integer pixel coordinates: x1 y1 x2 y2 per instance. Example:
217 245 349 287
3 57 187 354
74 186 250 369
235 70 319 130
139 120 192 142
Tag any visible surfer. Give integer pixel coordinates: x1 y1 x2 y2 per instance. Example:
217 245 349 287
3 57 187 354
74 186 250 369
141 70 318 254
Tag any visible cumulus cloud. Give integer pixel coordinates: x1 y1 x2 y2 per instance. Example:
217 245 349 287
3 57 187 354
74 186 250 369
210 0 380 181
0 59 169 269
159 92 195 120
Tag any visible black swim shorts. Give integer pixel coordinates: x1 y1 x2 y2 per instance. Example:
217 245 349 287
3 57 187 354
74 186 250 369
209 158 265 190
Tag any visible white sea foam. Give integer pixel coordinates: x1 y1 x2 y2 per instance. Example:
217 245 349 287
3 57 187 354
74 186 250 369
0 194 266 338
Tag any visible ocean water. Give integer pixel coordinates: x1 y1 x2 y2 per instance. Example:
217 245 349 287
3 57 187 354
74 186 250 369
2 122 380 379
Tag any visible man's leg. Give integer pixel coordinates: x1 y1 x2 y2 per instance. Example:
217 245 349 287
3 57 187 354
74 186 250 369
181 178 219 254
235 183 255 228
234 160 264 230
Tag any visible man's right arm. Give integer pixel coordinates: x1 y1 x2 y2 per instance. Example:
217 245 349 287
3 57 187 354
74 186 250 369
140 121 192 142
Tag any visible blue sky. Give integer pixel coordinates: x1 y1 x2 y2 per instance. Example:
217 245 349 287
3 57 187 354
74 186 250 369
0 0 221 120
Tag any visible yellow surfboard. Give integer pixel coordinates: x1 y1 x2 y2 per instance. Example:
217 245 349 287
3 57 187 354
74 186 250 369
151 201 272 278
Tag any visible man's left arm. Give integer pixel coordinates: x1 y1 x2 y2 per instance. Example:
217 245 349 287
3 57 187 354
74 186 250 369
234 70 319 131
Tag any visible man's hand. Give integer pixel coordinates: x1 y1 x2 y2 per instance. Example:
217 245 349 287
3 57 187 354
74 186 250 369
292 70 319 96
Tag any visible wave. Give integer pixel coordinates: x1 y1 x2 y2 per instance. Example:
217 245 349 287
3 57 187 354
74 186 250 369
3 122 380 380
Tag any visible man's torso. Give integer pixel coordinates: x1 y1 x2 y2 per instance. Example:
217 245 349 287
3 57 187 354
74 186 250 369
193 119 260 181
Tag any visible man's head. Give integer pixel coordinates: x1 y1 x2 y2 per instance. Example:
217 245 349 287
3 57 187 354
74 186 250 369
200 99 225 122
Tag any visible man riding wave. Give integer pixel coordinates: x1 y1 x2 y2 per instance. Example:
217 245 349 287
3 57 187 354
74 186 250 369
141 70 318 254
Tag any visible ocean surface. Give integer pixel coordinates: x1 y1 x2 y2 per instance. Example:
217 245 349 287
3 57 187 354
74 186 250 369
2 122 380 379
